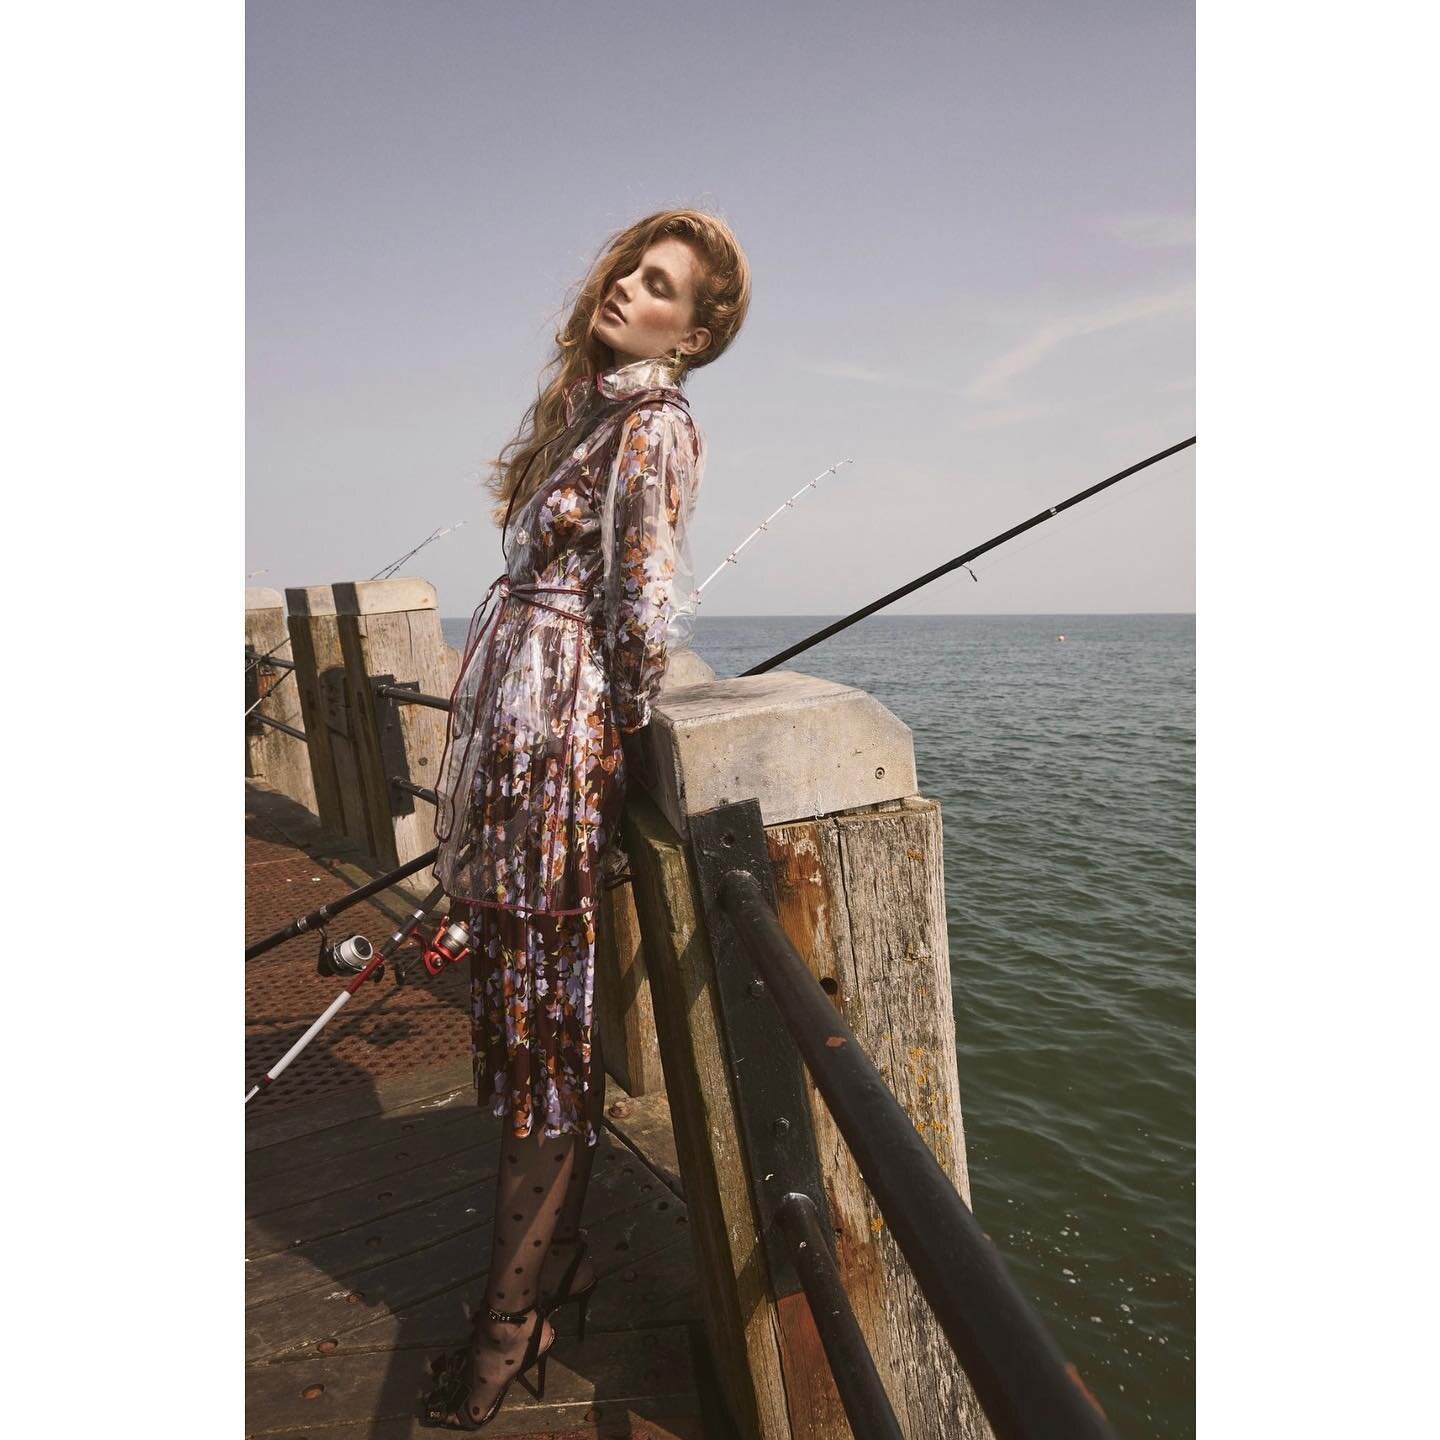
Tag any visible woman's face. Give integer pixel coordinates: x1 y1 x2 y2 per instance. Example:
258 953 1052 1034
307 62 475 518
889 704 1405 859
594 236 712 369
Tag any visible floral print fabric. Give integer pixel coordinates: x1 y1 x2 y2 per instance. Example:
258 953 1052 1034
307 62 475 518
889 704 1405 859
431 355 704 1141
465 901 603 1145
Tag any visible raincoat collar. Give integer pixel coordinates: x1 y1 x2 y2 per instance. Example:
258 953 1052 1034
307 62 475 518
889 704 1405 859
564 354 684 424
595 354 684 400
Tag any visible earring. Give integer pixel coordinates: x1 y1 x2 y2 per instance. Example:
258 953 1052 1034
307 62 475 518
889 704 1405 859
671 347 686 369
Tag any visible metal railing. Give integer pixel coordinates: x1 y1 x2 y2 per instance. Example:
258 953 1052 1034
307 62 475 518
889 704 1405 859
690 798 1115 1440
372 680 451 710
389 777 437 805
245 646 301 730
251 711 305 742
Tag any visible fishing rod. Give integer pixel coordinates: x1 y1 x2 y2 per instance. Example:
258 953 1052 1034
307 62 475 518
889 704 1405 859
245 879 450 1103
693 459 853 601
372 520 468 581
740 436 1195 676
244 520 466 721
277 437 1193 710
244 845 441 962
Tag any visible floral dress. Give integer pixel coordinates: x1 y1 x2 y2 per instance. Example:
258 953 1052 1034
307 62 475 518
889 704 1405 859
432 355 705 1145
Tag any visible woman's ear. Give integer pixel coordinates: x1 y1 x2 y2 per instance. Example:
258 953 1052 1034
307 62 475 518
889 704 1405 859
683 325 712 359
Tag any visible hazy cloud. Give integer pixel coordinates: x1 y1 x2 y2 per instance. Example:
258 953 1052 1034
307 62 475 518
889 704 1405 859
1104 212 1196 249
963 286 1194 402
790 357 955 393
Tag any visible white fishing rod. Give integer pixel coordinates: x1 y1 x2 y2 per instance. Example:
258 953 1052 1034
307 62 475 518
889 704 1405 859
691 459 853 607
244 879 451 1103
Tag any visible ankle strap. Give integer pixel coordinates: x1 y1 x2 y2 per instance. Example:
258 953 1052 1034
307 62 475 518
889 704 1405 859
486 1302 536 1325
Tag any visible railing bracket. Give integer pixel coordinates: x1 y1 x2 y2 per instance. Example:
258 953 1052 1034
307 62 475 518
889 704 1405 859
689 798 835 1301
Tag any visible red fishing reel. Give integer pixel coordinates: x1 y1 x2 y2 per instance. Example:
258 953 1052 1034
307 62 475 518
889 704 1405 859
398 914 473 983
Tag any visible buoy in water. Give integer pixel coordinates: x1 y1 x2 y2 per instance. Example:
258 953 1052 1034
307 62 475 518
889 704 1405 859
1057 634 1066 642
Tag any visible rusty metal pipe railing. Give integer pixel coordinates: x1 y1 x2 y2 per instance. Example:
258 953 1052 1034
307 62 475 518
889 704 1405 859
251 711 305 742
245 647 297 672
773 1191 906 1440
372 682 452 711
717 865 1114 1440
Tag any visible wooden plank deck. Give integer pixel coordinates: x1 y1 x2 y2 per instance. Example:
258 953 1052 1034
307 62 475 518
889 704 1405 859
245 783 734 1439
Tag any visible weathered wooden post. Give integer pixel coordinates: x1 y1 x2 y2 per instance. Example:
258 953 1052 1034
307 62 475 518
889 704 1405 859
622 672 992 1440
333 578 459 896
594 648 718 1097
284 584 374 852
245 588 318 817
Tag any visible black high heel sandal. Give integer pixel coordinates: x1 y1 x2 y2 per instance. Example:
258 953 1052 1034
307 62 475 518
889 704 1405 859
421 1301 554 1430
540 1226 599 1343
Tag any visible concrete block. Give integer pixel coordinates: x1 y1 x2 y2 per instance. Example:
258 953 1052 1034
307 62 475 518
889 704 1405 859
640 670 917 836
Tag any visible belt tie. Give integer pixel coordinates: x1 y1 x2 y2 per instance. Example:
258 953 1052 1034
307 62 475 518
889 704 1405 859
436 571 601 912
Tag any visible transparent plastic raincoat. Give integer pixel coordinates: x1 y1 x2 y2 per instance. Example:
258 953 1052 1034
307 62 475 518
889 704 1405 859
433 355 705 918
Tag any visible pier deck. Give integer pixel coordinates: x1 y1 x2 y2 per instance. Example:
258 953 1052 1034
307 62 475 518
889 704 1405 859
245 782 722 1439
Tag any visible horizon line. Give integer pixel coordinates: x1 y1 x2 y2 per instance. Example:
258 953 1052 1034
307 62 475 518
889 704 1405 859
437 609 1198 619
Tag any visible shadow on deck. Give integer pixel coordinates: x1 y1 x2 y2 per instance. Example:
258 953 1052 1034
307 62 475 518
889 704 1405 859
245 782 732 1439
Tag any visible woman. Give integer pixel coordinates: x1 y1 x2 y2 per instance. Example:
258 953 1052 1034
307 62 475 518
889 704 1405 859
422 209 750 1429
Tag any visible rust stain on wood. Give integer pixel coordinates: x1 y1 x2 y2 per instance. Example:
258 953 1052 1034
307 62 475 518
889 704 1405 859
766 824 848 1015
775 1288 847 1439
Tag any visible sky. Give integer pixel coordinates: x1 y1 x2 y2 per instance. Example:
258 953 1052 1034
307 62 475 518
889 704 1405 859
247 0 1194 617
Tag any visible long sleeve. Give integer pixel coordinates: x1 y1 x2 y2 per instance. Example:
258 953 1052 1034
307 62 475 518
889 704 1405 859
601 402 704 733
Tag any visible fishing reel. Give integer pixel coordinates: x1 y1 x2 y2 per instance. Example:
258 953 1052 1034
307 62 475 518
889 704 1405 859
395 914 473 986
316 930 375 978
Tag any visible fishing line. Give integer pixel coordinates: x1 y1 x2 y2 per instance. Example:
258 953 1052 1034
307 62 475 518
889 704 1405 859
739 437 1194 675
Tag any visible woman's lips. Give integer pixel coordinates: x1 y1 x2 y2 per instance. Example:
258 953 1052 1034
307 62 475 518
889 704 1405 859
602 302 624 324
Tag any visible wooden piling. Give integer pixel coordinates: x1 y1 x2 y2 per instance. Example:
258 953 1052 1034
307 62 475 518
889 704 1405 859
621 670 992 1440
594 646 718 1099
333 579 459 896
284 584 373 851
594 877 665 1097
245 588 318 817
